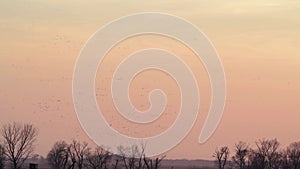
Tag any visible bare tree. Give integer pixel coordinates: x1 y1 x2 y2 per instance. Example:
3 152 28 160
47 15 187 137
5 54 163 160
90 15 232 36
143 155 165 169
47 140 91 169
69 140 90 169
232 141 249 169
1 123 38 169
85 146 112 169
141 144 165 169
213 146 229 169
67 145 76 169
47 141 70 169
0 144 5 169
286 142 300 169
117 144 165 169
257 138 280 169
248 138 281 169
118 144 144 169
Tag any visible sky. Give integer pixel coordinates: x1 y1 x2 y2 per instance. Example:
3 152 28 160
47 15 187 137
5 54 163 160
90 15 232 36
0 0 300 159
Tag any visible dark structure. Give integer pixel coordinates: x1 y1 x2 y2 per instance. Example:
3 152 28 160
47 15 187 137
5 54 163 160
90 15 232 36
29 163 38 169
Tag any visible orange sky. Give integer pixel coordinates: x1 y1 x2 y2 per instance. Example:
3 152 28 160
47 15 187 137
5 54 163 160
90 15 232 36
0 0 300 159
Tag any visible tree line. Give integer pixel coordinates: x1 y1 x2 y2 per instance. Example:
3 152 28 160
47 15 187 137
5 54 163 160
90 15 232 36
1 122 299 169
0 122 164 169
213 139 300 169
46 140 165 169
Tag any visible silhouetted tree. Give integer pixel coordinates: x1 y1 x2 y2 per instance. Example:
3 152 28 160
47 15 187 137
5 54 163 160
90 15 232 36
118 144 145 169
247 138 281 169
286 142 300 169
118 144 165 169
1 123 38 169
69 140 90 169
213 146 229 169
232 141 249 169
67 144 77 169
47 141 69 169
143 155 165 169
85 146 112 169
0 144 5 169
47 140 91 169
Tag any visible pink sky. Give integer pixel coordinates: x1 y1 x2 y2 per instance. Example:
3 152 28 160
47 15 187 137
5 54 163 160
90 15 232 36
0 0 300 159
